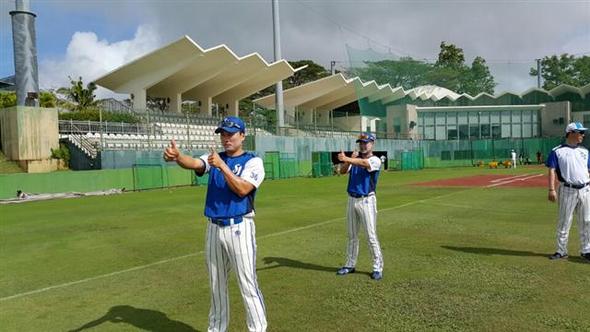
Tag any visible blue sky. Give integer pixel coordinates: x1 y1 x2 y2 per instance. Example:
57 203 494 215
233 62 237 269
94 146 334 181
1 0 140 77
1 0 588 95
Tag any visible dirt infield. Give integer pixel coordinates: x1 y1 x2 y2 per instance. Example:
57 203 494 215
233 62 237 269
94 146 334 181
416 173 546 188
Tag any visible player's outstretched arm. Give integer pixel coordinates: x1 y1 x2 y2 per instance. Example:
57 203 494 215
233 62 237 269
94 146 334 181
163 140 205 172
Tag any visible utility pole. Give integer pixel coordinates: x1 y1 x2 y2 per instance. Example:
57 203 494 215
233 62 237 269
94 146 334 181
536 58 542 89
272 0 284 133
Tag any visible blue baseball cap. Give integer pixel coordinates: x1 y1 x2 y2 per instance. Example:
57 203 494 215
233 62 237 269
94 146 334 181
215 116 246 134
356 132 376 143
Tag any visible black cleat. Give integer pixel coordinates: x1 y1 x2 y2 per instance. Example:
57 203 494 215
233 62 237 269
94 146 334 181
581 253 590 261
549 252 568 260
336 267 355 276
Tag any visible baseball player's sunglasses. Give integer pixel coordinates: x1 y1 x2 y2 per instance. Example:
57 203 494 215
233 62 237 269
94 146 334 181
358 134 370 140
574 130 586 135
218 119 242 130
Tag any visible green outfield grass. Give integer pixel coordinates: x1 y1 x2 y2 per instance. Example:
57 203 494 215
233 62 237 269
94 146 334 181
1 166 588 332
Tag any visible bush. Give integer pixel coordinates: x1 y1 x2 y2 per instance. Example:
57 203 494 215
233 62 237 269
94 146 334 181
0 92 16 108
50 143 70 167
59 108 140 123
40 91 57 108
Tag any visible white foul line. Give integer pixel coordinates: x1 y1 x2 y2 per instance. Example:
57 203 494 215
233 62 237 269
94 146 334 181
489 173 532 183
0 188 470 302
486 174 543 188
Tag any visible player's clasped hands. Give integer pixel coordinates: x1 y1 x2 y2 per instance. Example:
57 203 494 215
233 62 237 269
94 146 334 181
338 150 347 162
163 139 180 161
338 150 359 163
208 146 223 168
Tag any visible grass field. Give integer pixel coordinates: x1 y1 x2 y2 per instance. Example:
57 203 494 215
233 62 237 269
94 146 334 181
1 166 589 332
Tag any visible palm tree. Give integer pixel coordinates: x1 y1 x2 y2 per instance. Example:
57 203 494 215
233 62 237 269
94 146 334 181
67 76 97 111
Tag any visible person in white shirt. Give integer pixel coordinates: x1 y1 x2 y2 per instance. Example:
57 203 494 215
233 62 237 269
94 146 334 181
546 122 590 261
510 149 517 168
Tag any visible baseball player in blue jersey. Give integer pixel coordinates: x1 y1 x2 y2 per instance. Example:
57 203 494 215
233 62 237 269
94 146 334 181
336 133 384 280
163 116 267 332
546 122 590 261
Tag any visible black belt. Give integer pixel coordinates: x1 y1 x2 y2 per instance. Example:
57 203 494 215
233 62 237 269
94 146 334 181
210 216 243 227
349 192 375 198
562 182 590 189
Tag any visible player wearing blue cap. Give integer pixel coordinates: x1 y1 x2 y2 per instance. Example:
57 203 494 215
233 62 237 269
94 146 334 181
164 116 267 332
336 133 384 280
546 122 590 261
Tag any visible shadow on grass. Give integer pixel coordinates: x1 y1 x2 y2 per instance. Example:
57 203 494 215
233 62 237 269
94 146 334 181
258 257 338 273
68 305 199 332
258 256 374 276
441 246 589 265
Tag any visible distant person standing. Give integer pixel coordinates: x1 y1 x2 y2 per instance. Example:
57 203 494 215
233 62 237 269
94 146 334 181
536 150 542 164
510 149 517 168
546 122 590 261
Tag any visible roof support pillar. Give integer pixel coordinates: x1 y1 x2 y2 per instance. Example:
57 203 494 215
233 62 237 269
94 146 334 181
132 89 146 111
169 93 182 114
226 100 239 117
300 108 313 126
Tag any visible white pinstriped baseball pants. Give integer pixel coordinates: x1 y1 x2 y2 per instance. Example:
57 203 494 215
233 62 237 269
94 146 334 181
344 195 384 272
206 217 267 332
555 184 590 255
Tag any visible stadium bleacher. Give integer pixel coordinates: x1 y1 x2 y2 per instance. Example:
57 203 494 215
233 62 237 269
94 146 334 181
59 112 274 157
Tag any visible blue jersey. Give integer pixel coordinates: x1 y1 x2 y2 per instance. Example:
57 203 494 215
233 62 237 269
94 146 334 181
347 156 382 196
200 152 264 219
546 144 590 185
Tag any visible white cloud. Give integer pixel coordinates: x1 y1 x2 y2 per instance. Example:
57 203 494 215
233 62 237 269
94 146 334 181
39 25 161 99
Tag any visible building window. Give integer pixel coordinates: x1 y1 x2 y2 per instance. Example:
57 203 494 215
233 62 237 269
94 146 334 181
491 111 500 124
501 112 511 124
523 123 532 137
480 124 491 138
447 112 457 125
512 110 522 123
424 126 435 139
469 125 480 139
447 125 458 140
436 126 446 140
458 112 468 125
502 124 511 138
492 125 501 139
512 123 522 138
459 125 469 140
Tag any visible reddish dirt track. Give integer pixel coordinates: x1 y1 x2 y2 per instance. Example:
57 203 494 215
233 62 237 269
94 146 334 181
416 173 547 188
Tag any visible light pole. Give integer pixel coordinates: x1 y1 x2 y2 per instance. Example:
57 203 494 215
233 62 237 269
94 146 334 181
272 0 284 134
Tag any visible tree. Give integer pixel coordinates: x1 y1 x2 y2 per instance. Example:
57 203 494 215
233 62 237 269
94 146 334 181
283 60 331 89
349 57 431 89
67 76 97 110
462 56 496 95
349 42 496 95
435 41 465 70
39 91 57 108
530 54 590 90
